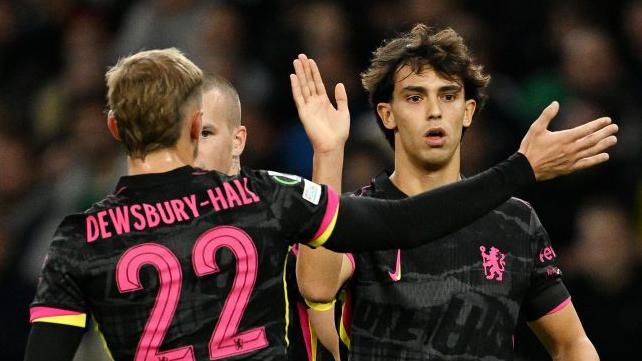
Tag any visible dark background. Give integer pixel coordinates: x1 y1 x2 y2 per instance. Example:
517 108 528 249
1 0 640 359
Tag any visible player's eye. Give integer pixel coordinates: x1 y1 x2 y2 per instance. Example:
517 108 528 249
407 95 422 103
441 93 457 102
201 129 214 138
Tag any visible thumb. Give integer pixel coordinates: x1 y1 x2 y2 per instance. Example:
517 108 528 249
533 101 559 130
335 83 349 112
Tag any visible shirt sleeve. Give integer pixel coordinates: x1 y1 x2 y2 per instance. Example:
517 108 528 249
250 170 339 247
522 208 571 321
322 153 535 252
30 216 89 329
24 323 85 361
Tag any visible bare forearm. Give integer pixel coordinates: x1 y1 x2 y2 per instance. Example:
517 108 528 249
308 308 341 361
312 149 344 192
552 337 599 361
297 149 345 302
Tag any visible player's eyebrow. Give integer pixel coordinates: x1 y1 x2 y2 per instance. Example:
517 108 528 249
400 84 462 94
438 84 462 93
400 85 428 94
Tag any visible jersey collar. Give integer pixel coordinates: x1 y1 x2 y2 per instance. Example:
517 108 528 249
371 171 408 200
115 166 201 191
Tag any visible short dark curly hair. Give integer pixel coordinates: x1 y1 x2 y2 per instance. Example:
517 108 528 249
361 24 490 148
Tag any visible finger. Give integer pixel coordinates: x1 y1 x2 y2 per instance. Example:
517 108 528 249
560 117 613 141
290 74 305 109
572 123 618 152
532 101 560 131
293 58 311 101
572 153 610 171
575 135 617 161
310 59 327 96
335 83 348 112
299 54 317 96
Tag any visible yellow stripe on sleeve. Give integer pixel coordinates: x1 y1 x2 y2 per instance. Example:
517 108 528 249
32 313 87 328
308 208 339 248
339 315 351 349
304 298 336 312
283 246 292 347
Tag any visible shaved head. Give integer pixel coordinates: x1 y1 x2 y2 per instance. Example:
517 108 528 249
195 74 246 174
202 74 241 129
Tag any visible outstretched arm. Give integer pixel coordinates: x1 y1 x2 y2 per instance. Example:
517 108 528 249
290 54 352 302
321 102 617 252
528 302 599 361
290 54 350 356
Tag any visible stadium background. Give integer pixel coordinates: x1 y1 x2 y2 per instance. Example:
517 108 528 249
0 0 640 359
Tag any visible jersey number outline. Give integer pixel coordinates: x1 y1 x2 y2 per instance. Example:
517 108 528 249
116 226 268 360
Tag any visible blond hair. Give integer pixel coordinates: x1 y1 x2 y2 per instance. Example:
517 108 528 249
106 48 203 158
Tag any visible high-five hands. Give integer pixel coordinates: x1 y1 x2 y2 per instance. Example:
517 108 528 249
290 54 350 154
518 101 618 180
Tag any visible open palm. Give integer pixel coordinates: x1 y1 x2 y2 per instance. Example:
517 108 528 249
290 54 350 154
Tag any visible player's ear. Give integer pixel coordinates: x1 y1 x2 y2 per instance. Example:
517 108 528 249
107 111 121 141
232 125 247 157
463 99 476 128
377 102 396 130
189 110 203 141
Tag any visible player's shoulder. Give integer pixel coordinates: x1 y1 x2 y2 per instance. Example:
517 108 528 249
351 183 375 197
245 168 304 186
84 192 125 214
351 173 389 198
49 212 88 249
242 168 310 200
497 197 537 219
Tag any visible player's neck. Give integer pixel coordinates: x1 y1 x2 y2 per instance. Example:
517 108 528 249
389 149 461 196
228 156 241 175
127 146 195 176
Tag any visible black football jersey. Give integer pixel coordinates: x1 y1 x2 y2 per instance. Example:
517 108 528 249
30 166 339 361
345 173 569 361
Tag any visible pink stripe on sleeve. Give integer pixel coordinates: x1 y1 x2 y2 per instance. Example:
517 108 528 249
546 297 572 316
345 253 355 272
30 306 82 322
310 186 339 241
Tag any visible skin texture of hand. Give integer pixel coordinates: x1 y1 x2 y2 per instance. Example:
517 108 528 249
518 101 618 181
290 54 350 155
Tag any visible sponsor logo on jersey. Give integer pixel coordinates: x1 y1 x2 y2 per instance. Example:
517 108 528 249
388 249 402 282
538 245 557 263
545 265 562 279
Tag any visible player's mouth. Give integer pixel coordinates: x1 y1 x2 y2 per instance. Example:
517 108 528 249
424 127 447 146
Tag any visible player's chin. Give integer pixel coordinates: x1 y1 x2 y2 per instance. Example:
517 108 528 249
417 154 450 170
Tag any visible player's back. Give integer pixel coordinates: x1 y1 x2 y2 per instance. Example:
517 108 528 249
31 166 335 361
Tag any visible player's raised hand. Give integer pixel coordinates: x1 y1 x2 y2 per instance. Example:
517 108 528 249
518 101 618 181
290 54 350 154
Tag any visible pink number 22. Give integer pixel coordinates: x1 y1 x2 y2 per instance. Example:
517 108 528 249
116 226 268 361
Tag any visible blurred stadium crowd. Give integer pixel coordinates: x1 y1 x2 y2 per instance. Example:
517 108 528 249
0 0 641 360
